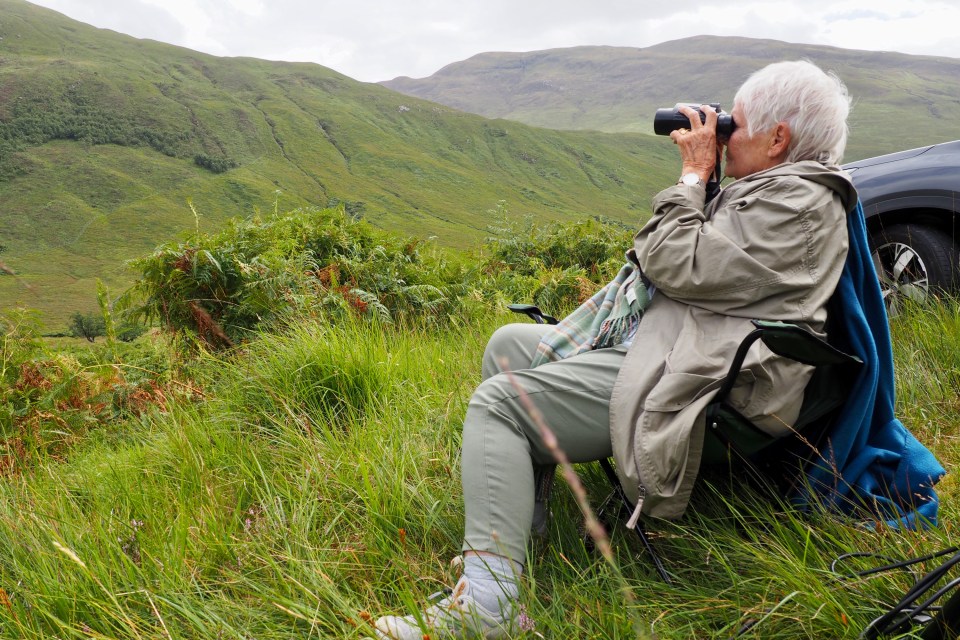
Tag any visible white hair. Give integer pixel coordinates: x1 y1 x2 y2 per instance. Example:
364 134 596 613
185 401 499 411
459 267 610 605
734 60 852 165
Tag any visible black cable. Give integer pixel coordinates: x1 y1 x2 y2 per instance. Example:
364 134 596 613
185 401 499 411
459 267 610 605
833 547 960 581
832 551 919 581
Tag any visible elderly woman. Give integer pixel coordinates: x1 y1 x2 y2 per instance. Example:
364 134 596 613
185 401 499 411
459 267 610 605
372 59 857 639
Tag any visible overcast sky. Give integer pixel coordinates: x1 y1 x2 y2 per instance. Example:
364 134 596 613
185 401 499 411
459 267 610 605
27 0 960 82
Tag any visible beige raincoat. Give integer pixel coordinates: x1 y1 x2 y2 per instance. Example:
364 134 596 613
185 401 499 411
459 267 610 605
609 161 858 519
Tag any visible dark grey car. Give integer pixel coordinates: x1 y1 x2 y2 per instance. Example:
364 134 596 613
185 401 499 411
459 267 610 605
843 140 960 313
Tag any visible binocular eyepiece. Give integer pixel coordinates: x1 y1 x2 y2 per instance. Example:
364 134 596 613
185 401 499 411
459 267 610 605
654 103 736 138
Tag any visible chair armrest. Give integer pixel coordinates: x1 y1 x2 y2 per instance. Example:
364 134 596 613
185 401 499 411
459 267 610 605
507 303 558 325
714 319 862 408
750 320 863 367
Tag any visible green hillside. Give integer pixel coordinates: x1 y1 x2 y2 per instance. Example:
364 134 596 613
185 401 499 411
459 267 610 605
0 0 678 327
381 37 960 160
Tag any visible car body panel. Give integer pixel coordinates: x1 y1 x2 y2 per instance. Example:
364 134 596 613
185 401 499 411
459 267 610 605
844 140 960 222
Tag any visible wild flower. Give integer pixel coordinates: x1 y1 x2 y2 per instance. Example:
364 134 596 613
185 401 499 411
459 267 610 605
517 604 536 632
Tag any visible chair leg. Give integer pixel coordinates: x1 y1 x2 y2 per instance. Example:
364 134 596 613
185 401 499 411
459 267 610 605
532 464 556 537
598 458 673 584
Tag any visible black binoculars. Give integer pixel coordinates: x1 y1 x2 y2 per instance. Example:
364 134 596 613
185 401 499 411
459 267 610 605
653 103 736 138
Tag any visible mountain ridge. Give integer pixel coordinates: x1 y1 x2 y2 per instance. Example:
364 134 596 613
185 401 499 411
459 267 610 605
381 36 960 160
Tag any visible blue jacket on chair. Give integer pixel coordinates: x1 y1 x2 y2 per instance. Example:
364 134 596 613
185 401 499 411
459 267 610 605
801 201 946 527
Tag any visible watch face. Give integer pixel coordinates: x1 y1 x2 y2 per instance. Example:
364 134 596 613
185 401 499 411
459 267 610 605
681 173 701 186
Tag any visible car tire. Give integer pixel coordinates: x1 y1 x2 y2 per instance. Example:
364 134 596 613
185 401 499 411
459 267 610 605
869 223 959 316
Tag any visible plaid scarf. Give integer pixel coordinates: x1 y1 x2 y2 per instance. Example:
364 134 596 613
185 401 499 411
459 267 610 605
530 262 651 368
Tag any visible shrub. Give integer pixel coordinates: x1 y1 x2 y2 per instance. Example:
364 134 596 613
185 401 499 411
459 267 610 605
123 206 477 347
68 311 106 343
194 154 238 174
1 311 183 472
122 201 642 347
1 308 45 396
479 203 633 315
116 322 147 343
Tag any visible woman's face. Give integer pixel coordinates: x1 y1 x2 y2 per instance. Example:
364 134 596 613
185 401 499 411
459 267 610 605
723 103 784 180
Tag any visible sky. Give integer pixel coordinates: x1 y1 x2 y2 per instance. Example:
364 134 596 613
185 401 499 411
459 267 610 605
27 0 960 82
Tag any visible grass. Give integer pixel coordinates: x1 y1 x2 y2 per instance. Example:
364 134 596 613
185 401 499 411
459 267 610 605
0 299 958 638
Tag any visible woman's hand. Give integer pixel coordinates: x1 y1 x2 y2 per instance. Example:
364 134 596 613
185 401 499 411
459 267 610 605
669 104 720 183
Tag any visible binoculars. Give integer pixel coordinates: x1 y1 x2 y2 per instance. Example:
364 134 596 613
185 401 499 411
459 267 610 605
653 103 736 138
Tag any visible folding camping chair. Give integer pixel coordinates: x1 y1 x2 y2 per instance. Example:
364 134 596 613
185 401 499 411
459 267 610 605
507 301 864 584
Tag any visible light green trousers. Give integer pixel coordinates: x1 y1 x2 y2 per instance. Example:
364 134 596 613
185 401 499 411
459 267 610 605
462 323 628 564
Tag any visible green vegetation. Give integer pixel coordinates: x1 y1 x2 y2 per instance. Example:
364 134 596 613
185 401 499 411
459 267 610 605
124 206 475 347
7 1 960 329
2 207 631 472
194 154 239 174
122 204 628 348
67 310 105 342
1 307 181 473
1 210 958 638
0 0 674 327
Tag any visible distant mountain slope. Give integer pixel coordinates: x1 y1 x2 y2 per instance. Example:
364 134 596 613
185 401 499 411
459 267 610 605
381 36 960 160
0 0 677 326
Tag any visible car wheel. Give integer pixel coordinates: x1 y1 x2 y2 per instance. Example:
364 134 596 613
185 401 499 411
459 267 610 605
869 223 959 316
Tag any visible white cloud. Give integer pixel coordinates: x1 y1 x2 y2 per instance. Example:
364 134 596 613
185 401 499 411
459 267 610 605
816 1 960 57
30 0 187 43
25 0 960 81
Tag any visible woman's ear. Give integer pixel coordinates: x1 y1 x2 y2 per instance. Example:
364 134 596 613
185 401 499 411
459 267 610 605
768 122 791 160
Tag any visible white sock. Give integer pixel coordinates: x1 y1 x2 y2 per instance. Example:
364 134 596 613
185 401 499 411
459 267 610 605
463 554 522 615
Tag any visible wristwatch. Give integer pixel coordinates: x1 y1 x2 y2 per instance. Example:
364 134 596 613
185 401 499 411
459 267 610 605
678 172 705 187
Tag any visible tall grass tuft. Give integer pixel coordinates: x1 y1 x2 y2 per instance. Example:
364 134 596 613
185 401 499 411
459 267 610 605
214 320 400 433
889 298 960 452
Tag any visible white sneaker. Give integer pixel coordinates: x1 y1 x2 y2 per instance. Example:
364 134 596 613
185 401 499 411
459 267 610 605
373 575 516 639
